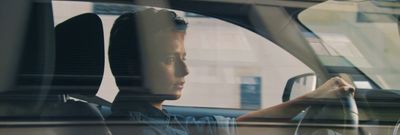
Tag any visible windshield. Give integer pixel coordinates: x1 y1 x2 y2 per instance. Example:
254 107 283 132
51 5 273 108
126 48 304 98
299 0 400 90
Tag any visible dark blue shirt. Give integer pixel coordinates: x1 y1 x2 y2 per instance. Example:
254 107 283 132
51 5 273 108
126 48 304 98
108 101 236 135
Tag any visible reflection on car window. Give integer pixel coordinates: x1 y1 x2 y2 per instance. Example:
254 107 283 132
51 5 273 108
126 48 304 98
53 1 313 110
299 0 400 90
164 12 313 109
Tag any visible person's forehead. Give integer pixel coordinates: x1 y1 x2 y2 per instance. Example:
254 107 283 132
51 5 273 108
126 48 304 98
144 31 185 54
154 30 185 39
153 31 185 45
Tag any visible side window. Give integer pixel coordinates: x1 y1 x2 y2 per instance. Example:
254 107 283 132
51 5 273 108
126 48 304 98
52 1 314 110
164 14 314 109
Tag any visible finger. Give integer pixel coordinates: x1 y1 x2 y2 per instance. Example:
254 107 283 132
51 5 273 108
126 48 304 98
315 77 342 92
338 73 353 85
338 85 356 96
344 85 355 95
333 77 354 88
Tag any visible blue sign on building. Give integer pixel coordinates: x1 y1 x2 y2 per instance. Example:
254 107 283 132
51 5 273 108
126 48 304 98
240 76 261 109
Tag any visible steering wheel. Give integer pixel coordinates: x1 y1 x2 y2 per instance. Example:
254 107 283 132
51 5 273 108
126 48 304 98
295 74 359 135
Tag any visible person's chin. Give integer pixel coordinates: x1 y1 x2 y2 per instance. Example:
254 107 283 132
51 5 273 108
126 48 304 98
175 91 182 99
155 89 181 100
168 91 182 100
168 86 183 100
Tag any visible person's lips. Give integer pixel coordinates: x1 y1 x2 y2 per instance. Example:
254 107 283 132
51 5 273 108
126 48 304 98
174 81 185 90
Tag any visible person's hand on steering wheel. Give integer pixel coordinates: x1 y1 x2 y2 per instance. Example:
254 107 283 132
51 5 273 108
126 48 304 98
295 75 359 135
304 76 355 100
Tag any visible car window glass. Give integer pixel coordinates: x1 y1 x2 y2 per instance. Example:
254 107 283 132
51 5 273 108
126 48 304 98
299 0 400 90
52 1 314 110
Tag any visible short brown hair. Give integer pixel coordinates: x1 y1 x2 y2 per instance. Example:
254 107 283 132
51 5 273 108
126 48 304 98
108 8 188 92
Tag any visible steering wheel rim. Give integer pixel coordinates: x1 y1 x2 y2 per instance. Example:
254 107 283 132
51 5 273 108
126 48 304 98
295 75 359 135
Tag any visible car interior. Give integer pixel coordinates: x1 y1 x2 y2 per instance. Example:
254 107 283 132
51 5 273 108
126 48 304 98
0 0 400 135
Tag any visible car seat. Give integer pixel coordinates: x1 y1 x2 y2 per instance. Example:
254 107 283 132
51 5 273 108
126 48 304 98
0 1 111 134
39 13 111 135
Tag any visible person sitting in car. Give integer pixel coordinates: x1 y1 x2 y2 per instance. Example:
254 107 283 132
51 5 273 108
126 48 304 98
107 8 355 135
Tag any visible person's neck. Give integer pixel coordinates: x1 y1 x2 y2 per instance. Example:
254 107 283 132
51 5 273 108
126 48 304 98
150 100 164 110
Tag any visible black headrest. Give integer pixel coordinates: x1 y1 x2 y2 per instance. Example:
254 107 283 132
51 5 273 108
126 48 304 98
53 13 104 96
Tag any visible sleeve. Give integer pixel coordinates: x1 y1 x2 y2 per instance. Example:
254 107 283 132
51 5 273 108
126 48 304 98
213 115 237 135
180 115 237 135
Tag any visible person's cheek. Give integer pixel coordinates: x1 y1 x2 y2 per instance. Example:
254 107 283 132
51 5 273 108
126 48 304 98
165 64 176 90
154 63 174 93
147 63 165 93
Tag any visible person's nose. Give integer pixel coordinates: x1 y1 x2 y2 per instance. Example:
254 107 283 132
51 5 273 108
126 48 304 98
175 59 189 77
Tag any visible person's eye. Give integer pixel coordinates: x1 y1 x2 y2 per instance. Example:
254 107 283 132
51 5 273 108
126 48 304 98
165 56 176 64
